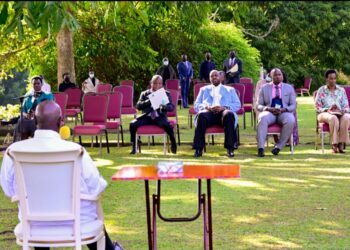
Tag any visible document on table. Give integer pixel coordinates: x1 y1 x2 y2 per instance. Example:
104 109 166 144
148 88 169 110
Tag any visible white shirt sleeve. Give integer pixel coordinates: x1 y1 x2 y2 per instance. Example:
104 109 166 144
80 148 107 196
0 150 16 198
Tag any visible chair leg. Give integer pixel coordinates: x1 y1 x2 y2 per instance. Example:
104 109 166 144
79 136 82 145
97 235 106 250
212 135 215 145
237 125 240 146
120 125 124 146
177 124 181 146
190 114 193 128
99 134 102 156
117 129 120 147
152 136 155 146
290 134 294 154
105 130 110 154
243 113 246 129
251 111 253 127
321 132 324 154
163 134 166 155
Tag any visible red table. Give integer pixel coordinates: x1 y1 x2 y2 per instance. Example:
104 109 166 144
112 164 240 250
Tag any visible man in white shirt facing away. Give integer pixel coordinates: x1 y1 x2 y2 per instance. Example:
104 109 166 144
0 100 123 250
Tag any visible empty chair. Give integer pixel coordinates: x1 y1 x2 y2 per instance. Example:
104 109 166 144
96 83 112 94
73 93 110 156
113 85 137 118
105 92 124 147
295 77 312 96
53 92 68 124
240 78 255 128
167 89 180 145
120 80 134 87
165 79 181 108
64 87 83 125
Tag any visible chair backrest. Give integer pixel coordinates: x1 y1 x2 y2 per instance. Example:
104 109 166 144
96 83 113 93
120 80 134 87
193 83 207 102
343 86 350 106
240 77 253 85
64 87 82 108
83 93 109 124
167 89 179 118
107 92 123 120
165 79 180 91
10 147 83 245
231 83 245 108
303 77 312 90
113 85 134 108
242 82 254 104
53 92 68 120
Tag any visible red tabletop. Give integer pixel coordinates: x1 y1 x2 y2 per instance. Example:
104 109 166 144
111 164 240 181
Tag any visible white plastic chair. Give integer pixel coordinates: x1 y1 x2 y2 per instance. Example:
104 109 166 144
8 147 106 250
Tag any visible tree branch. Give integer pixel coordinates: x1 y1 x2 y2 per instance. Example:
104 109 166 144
241 15 280 40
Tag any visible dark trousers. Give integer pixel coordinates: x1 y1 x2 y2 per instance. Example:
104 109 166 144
180 78 191 107
34 227 115 250
130 115 176 146
193 110 236 150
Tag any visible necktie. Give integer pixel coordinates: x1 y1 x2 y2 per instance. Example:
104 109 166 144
150 110 158 120
275 85 280 98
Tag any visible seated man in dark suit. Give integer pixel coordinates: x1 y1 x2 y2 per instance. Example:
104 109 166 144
192 70 241 158
129 75 177 154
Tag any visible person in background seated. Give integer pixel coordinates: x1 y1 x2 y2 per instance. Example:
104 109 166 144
156 57 177 84
199 52 216 83
315 69 350 153
82 69 101 94
1 100 123 250
14 76 53 141
192 70 241 158
256 68 296 157
58 72 76 92
129 75 177 155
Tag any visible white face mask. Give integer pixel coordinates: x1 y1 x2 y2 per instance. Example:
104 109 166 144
163 61 169 66
89 73 94 78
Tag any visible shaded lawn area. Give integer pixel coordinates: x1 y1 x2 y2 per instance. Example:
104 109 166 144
1 96 350 249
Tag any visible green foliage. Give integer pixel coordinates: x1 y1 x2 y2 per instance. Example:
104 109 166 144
215 1 350 91
0 69 28 106
0 104 20 121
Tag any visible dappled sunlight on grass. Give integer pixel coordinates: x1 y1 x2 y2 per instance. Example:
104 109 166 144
232 213 271 224
312 228 345 236
217 179 278 193
93 158 114 167
270 177 309 183
247 195 271 201
240 234 302 249
104 221 139 236
313 175 350 180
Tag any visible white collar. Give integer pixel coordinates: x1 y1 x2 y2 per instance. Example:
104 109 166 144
34 130 61 139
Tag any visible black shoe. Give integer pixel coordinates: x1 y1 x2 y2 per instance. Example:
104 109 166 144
194 148 203 157
130 146 136 154
171 143 177 154
258 148 265 157
271 147 280 155
227 148 234 158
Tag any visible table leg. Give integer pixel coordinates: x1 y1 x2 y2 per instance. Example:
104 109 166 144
144 180 153 250
202 193 208 250
152 194 157 250
207 179 213 250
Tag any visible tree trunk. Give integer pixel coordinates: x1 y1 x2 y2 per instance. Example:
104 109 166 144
57 27 75 86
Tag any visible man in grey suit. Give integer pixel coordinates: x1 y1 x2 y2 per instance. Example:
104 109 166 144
256 68 296 157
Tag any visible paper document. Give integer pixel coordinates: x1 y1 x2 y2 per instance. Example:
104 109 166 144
148 88 169 110
228 64 238 74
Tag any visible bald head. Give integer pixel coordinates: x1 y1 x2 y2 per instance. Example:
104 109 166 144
34 100 62 132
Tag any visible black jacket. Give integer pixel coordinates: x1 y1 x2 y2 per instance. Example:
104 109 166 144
135 89 174 119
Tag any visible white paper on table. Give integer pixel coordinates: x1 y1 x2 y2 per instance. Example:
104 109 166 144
148 88 169 110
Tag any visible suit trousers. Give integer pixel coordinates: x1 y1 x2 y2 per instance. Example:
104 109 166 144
129 115 176 145
180 78 190 107
257 111 295 149
317 112 350 144
192 110 236 150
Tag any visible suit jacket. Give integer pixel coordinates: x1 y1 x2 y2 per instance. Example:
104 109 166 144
135 88 174 120
156 65 177 83
82 77 100 93
223 57 243 84
194 84 241 128
256 82 296 112
199 60 216 82
177 61 193 82
22 92 54 113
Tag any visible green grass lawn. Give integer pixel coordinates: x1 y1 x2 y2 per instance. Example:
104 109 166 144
1 96 350 249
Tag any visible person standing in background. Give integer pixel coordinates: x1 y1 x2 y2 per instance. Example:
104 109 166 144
199 52 216 83
177 54 193 108
223 50 243 84
156 57 177 84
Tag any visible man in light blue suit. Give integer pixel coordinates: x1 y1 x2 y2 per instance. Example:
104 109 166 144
177 54 193 108
193 70 241 157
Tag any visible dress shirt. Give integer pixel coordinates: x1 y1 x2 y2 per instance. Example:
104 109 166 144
315 85 350 113
0 130 107 226
229 58 235 67
271 83 282 98
211 84 223 106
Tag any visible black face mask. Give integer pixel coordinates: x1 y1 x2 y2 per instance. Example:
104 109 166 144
230 54 235 59
206 56 211 61
64 76 70 82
